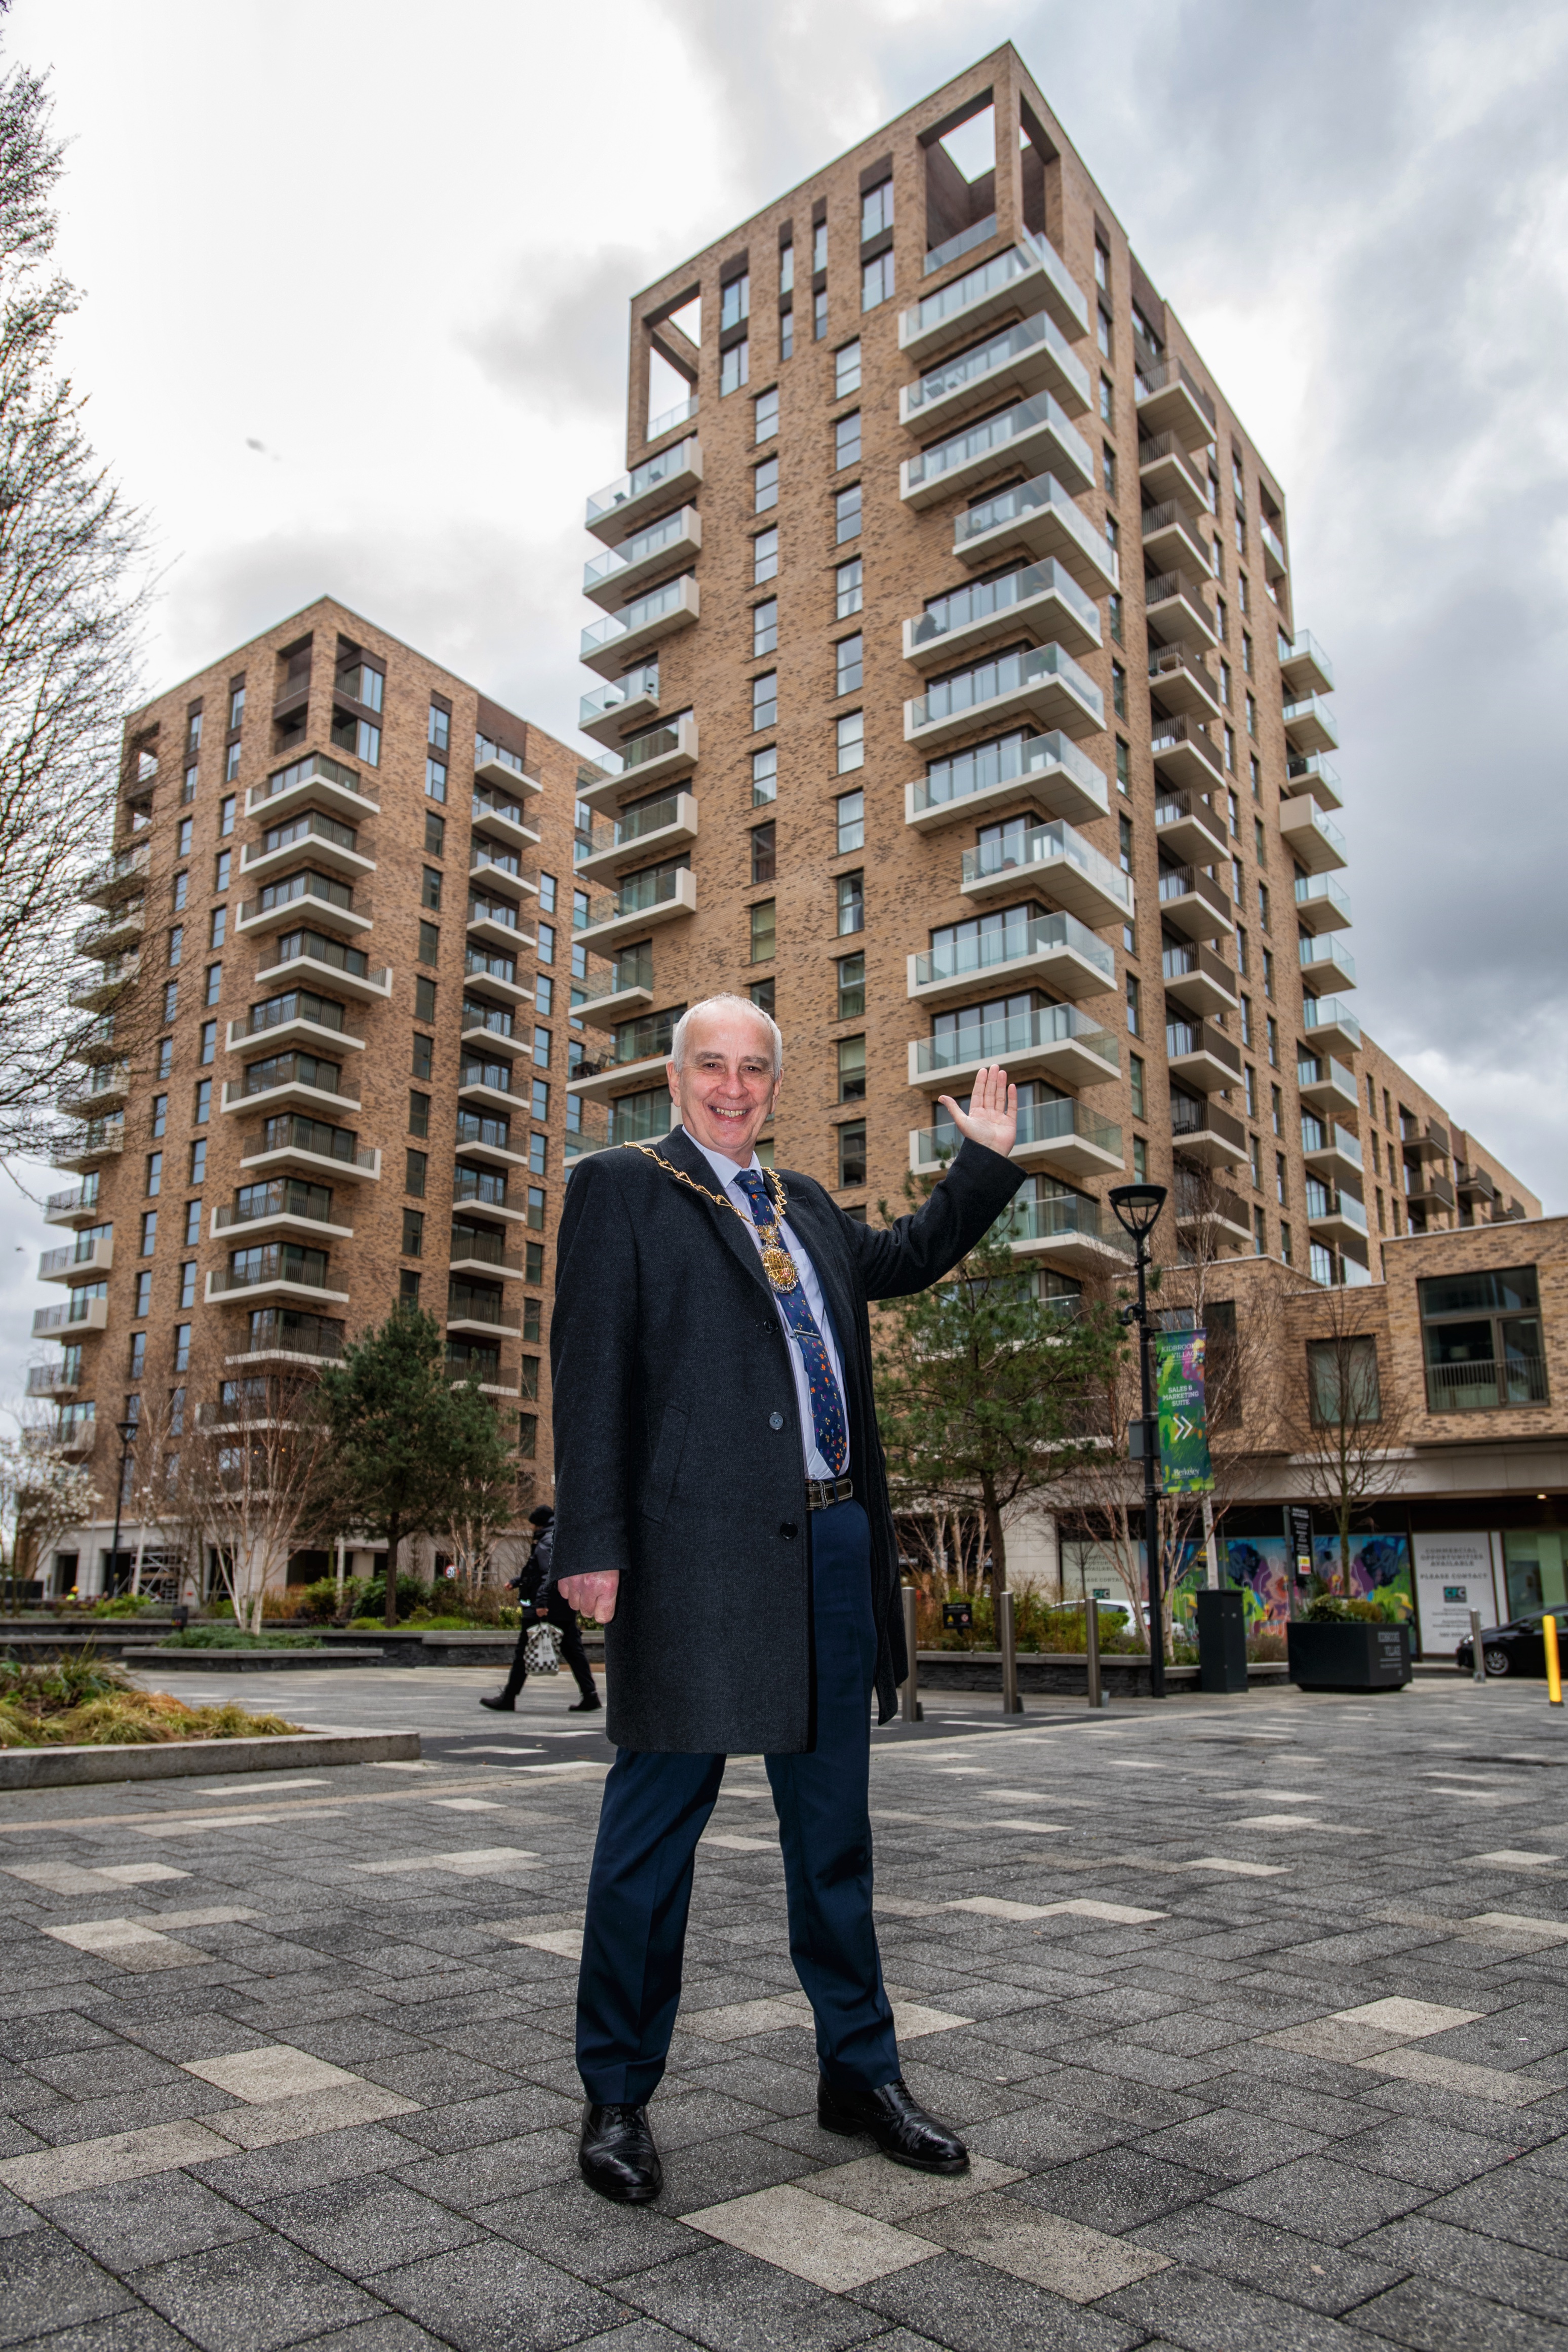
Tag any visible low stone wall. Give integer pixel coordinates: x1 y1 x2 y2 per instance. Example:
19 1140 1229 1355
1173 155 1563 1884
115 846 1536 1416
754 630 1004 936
912 1649 1291 1698
0 1728 420 1789
137 1647 385 1672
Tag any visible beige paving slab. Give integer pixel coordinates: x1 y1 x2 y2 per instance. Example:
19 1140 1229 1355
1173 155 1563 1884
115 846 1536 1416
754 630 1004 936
1468 1910 1568 1941
96 1862 191 1884
202 2080 421 2146
133 1812 345 1835
892 2001 971 2040
806 2153 1021 2223
1233 1815 1372 1834
701 1833 779 1854
1467 1849 1564 1868
1260 2019 1404 2063
182 2045 360 2102
7 1863 127 1894
943 1897 1055 1922
1332 1997 1482 2037
354 1847 538 1875
37 1919 209 1970
913 2192 1169 2302
982 1819 1071 1836
1355 2047 1553 2105
508 1927 583 1959
1180 1858 1293 1876
874 1895 943 1917
196 1778 328 1794
1039 1898 1166 1925
427 1797 505 1811
687 1995 811 2041
0 2119 234 2205
682 2181 934 2292
123 1905 258 1929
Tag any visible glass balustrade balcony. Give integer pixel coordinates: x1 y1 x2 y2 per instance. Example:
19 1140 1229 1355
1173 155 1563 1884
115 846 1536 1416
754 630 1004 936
1143 567 1218 647
905 558 1100 669
1138 429 1209 514
579 662 661 747
73 901 145 959
574 791 699 881
959 818 1130 928
1260 514 1288 576
573 864 697 953
951 470 1115 593
246 751 378 822
1160 939 1238 1020
899 231 1088 362
1140 499 1210 577
1147 643 1220 719
580 576 700 677
582 506 702 609
1280 797 1347 875
1133 356 1217 450
906 727 1108 833
909 1002 1119 1093
909 908 1115 1006
585 436 702 542
1282 693 1339 756
1007 1192 1134 1271
900 312 1094 444
78 843 149 907
1297 1055 1359 1116
1155 864 1233 941
1299 933 1356 994
1279 631 1335 696
913 1096 1122 1180
1153 789 1227 866
1149 715 1223 793
238 871 369 939
1302 995 1361 1054
1284 751 1342 809
38 1235 113 1282
906 641 1104 751
1301 1119 1363 1184
1293 873 1353 933
1169 1094 1247 1165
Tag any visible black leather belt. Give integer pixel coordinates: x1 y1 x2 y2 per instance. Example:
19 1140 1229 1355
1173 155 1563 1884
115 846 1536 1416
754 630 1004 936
806 1475 854 1512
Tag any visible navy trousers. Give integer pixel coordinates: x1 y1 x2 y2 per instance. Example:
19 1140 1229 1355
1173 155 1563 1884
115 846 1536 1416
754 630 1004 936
575 1498 900 2105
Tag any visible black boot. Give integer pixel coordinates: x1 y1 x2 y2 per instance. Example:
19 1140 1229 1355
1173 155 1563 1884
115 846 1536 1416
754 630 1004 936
817 2076 968 2173
480 1692 519 1712
579 2101 661 2203
570 1688 601 1712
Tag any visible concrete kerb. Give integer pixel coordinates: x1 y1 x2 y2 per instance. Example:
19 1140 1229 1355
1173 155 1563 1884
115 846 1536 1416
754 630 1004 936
0 1728 420 1789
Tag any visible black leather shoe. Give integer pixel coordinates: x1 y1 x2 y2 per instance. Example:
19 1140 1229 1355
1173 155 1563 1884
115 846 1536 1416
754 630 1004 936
817 2075 968 2173
579 2101 662 2203
569 1692 602 1712
479 1693 517 1712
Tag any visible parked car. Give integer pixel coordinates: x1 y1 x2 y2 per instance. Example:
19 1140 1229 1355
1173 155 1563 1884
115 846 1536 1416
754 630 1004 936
1455 1608 1568 1677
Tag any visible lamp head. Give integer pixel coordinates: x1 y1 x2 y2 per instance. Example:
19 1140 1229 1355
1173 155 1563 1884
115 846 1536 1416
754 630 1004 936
1109 1182 1168 1241
115 1417 137 1445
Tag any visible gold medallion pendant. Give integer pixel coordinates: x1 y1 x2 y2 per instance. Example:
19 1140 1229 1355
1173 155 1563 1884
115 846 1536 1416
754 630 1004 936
761 1244 799 1291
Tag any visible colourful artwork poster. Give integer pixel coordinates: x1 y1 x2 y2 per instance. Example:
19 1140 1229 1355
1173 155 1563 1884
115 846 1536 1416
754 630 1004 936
1216 1536 1294 1631
1155 1330 1213 1495
1310 1532 1413 1622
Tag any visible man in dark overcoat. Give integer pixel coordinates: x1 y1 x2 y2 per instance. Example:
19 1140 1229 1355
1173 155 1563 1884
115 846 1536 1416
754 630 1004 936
552 993 1023 2203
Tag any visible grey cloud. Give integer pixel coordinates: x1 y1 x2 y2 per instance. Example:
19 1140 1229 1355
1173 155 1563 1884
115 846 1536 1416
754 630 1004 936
465 243 655 422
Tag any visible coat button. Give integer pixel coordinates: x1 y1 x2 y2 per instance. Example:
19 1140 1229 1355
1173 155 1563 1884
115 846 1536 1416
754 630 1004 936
779 1522 799 1540
769 1411 784 1429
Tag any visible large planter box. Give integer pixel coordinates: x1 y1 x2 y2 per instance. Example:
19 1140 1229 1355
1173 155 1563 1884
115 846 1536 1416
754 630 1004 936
1287 1621 1412 1691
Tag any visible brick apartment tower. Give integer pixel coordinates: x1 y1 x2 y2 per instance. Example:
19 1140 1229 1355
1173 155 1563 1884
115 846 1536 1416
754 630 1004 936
566 44 1535 1284
32 599 586 1595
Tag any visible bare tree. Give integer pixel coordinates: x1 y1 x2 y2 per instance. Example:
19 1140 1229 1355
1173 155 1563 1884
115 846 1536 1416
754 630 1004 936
0 39 151 1166
1289 1285 1412 1596
177 1349 337 1632
0 1429 96 1599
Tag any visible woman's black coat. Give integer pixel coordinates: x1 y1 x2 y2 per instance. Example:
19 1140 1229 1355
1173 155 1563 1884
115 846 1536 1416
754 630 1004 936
549 1123 1024 1753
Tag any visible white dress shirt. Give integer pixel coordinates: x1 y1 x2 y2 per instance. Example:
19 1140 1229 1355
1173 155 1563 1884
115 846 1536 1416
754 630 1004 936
685 1130 851 1480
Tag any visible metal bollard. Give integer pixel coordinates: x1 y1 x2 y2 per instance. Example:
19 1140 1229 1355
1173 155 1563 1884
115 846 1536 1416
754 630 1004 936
1469 1609 1486 1687
899 1586 922 1723
1085 1593 1105 1710
1546 1611 1563 1711
999 1587 1023 1715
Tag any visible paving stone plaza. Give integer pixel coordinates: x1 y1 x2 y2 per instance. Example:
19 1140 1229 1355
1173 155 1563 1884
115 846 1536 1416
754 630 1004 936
4 1668 1568 2350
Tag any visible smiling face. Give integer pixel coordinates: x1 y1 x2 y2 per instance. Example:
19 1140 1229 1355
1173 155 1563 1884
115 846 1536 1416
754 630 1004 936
668 1003 780 1162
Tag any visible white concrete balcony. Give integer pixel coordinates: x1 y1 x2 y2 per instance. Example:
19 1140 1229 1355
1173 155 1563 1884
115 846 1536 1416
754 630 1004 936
900 314 1096 449
580 576 700 679
57 1062 132 1119
1280 797 1347 875
909 908 1116 1009
1165 1016 1243 1094
1173 1177 1253 1248
73 901 145 960
459 1005 523 1060
1261 514 1288 579
566 1049 670 1106
237 873 370 940
1297 1055 1359 1118
573 864 696 957
1279 632 1335 697
1302 1119 1363 1188
583 506 702 610
457 1070 519 1117
39 1235 113 1283
1007 1193 1135 1275
1306 1182 1368 1248
45 1183 103 1229
53 1414 96 1456
906 642 1104 753
906 728 1108 835
1299 934 1357 995
474 735 541 796
32 1295 109 1337
446 1299 521 1341
579 662 661 748
1302 995 1362 1058
1138 430 1210 517
68 955 139 1014
1147 643 1220 720
903 389 1093 514
227 1004 364 1059
247 751 379 826
1283 752 1343 809
462 950 531 1007
79 843 149 908
469 846 538 901
448 1233 526 1281
239 1123 380 1185
951 472 1116 595
585 436 702 543
453 1116 529 1171
221 1062 361 1120
1170 1095 1247 1167
913 1097 1123 1183
1155 864 1233 941
1143 568 1217 648
904 558 1101 670
241 822 374 889
465 896 535 954
570 975 655 1033
1141 500 1210 578
959 819 1131 929
213 1192 354 1243
577 715 698 814
51 1120 124 1173
1282 694 1339 756
471 790 540 852
26 1361 81 1397
1160 938 1238 1021
909 1002 1119 1095
1154 788 1228 868
71 1013 127 1067
253 940 391 1004
899 233 1088 366
1133 356 1217 452
574 791 699 884
1292 874 1353 934
1149 716 1224 795
207 1259 350 1309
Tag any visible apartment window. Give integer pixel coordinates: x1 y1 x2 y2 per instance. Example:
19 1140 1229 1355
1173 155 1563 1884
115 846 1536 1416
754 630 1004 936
720 339 749 395
1223 789 1238 839
1240 995 1252 1047
535 973 554 1014
837 1035 867 1104
751 746 777 805
814 288 828 340
539 921 556 962
835 483 862 542
1245 691 1258 738
752 599 778 658
1235 925 1248 977
1216 598 1227 644
750 822 776 884
861 252 893 310
133 1272 151 1317
1123 917 1137 956
1277 1152 1288 1205
752 671 777 730
399 1271 421 1305
835 558 863 621
209 907 226 949
1271 1084 1282 1135
1220 658 1232 707
1125 973 1140 1035
408 1089 429 1138
836 951 865 1019
835 411 861 468
1108 592 1124 645
424 810 446 859
1100 374 1113 424
860 176 893 238
754 385 778 442
835 633 863 696
204 966 221 1009
219 796 235 836
539 873 558 915
1115 739 1130 795
405 1149 427 1196
1234 513 1246 557
176 1261 196 1312
1308 1336 1382 1427
721 269 750 331
836 789 865 854
749 899 776 963
174 818 193 862
411 1034 433 1083
1224 725 1236 771
779 240 794 297
1244 1066 1258 1118
193 1078 211 1124
419 866 443 914
1102 442 1117 501
531 1078 549 1121
1118 814 1132 874
428 703 449 753
1266 1015 1279 1067
183 1200 200 1246
1249 1133 1262 1187
837 1120 868 1187
779 306 794 362
140 1208 158 1252
753 527 778 584
1419 1266 1545 1412
1111 662 1126 719
812 219 828 273
172 873 188 913
749 978 775 1018
1254 816 1266 863
754 456 778 513
1096 303 1111 358
835 340 861 398
1280 1220 1292 1266
417 921 440 966
414 975 437 1022
1250 754 1261 798
1242 632 1254 676
522 1297 542 1344
836 871 864 935
1129 1054 1146 1119
199 1020 216 1064
1132 1136 1148 1180
836 710 864 771
1238 570 1250 615
129 1331 146 1378
425 757 447 804
168 925 183 967
214 850 230 890
155 1036 172 1080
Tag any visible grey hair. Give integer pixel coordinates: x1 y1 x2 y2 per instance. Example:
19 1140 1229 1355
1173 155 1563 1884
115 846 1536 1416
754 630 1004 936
670 993 783 1079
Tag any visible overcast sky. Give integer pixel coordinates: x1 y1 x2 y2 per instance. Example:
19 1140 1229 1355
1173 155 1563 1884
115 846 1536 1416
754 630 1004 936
4 0 1567 1408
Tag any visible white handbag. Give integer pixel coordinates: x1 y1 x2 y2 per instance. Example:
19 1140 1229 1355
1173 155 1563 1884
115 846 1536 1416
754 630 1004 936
525 1622 561 1674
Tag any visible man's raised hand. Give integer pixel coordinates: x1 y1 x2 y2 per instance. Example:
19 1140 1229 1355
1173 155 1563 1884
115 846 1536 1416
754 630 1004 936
936 1062 1017 1158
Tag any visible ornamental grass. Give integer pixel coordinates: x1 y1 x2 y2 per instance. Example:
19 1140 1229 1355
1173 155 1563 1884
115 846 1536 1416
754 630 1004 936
0 1654 301 1747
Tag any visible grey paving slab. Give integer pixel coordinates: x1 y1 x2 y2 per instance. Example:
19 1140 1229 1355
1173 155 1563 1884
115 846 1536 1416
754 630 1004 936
850 2248 1141 2351
371 2237 625 2350
39 2170 259 2272
0 2227 137 2345
130 2235 383 2350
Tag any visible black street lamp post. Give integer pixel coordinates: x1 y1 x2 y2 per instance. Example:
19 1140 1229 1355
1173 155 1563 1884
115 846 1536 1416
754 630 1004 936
1109 1183 1169 1700
106 1416 137 1598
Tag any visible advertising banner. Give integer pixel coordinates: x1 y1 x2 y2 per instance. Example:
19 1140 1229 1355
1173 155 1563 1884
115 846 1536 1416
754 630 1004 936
1155 1329 1213 1495
1412 1532 1496 1656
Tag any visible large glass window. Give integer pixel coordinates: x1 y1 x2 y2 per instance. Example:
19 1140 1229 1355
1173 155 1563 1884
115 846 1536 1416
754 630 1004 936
1307 1335 1381 1426
1419 1266 1546 1412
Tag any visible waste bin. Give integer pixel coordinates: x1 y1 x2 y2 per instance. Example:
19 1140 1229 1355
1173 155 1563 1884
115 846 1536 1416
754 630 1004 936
1194 1588 1248 1694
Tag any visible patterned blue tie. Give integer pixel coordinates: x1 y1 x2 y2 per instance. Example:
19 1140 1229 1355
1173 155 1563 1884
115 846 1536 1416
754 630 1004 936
734 1169 848 1476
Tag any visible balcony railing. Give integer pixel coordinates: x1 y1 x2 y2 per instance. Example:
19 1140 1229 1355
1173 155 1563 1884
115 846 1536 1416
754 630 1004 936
952 471 1114 580
959 819 1130 916
241 872 358 926
579 575 697 666
47 1183 99 1220
576 792 689 864
577 864 690 929
646 394 698 441
583 507 698 598
1261 514 1287 570
909 728 1108 823
450 1229 522 1272
1171 1097 1247 1151
920 1095 1122 1168
913 909 1115 992
909 641 1103 736
585 436 700 534
924 213 997 274
1008 1194 1133 1257
39 1237 111 1277
249 751 375 814
901 231 1087 349
209 1255 337 1297
1149 715 1223 783
1133 355 1217 429
1425 1355 1549 1414
579 661 660 735
904 309 1079 423
909 559 1100 657
912 1002 1119 1082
